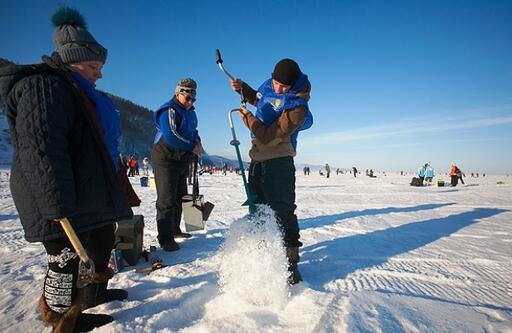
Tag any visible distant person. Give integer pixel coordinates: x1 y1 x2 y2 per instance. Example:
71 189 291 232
424 165 435 185
457 167 465 185
152 78 202 251
134 154 140 175
418 163 427 185
0 6 134 331
229 58 313 284
128 155 137 177
353 166 358 178
222 161 228 175
449 164 459 186
325 163 331 178
142 156 150 176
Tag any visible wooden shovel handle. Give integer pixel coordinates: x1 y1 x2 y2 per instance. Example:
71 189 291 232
59 218 92 266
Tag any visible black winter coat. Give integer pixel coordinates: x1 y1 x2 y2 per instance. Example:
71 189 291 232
0 54 133 242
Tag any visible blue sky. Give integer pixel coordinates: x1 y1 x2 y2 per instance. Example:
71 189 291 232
1 0 511 174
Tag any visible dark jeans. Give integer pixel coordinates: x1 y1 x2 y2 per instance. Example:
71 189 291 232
451 175 458 186
41 224 115 313
153 160 188 244
249 156 302 248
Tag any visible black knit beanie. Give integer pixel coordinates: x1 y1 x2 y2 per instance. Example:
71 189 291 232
272 58 301 86
51 5 107 64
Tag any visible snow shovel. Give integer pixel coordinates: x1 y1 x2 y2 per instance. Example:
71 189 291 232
182 155 215 231
58 218 96 288
216 49 257 214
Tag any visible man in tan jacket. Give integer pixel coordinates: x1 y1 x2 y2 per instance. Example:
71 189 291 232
229 58 313 284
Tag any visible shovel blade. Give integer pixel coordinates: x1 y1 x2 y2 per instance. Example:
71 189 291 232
201 201 215 221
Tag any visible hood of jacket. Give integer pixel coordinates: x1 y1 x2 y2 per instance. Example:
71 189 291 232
0 53 67 104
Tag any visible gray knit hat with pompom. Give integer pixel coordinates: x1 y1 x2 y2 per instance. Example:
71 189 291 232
51 5 107 64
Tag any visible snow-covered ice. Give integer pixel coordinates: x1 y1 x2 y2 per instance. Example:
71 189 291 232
0 168 511 332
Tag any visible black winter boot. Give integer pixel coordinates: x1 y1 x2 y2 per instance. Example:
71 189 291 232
286 247 303 285
160 238 180 252
82 282 128 310
73 313 114 332
173 232 192 239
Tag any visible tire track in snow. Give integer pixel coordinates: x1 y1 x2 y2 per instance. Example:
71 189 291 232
328 258 512 310
310 293 350 333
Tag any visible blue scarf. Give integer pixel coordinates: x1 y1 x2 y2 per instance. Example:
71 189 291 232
70 71 121 169
255 73 313 149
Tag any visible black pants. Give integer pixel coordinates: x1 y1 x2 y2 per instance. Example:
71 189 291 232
451 175 458 186
41 224 115 313
153 160 189 244
249 156 302 248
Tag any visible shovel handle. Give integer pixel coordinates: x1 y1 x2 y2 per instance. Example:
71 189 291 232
59 218 92 267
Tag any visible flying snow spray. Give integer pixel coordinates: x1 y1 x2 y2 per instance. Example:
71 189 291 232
218 205 289 308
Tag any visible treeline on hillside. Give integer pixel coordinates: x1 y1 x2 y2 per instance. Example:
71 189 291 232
105 93 155 159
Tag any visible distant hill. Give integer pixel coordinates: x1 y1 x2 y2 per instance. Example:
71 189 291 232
105 93 155 159
206 154 249 169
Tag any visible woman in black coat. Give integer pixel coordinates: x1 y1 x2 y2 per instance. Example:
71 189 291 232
0 6 133 332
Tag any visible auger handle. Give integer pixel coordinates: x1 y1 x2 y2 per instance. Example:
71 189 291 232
215 49 235 80
59 218 93 269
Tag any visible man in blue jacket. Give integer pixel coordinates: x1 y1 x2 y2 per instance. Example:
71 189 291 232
152 78 202 251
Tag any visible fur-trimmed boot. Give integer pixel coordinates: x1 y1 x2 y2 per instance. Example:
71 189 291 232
39 293 113 333
286 247 303 285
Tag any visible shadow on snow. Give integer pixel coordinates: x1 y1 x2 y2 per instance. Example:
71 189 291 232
300 203 455 230
0 213 18 222
301 207 508 292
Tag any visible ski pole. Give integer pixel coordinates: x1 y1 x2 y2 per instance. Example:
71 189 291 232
228 108 257 214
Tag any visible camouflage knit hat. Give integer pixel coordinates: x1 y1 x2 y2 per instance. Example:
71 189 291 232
51 5 107 64
175 78 197 97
